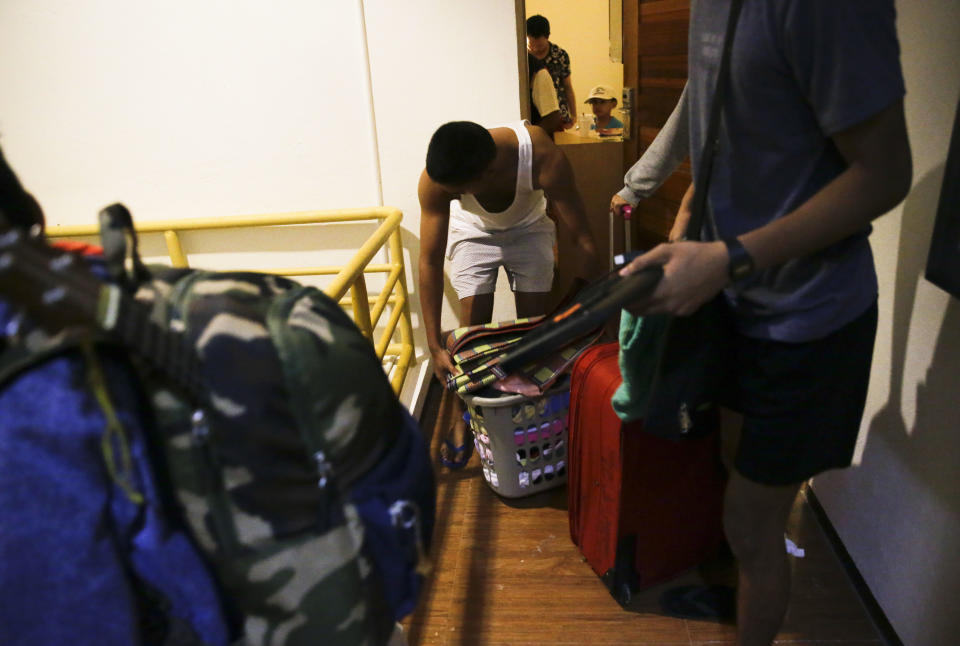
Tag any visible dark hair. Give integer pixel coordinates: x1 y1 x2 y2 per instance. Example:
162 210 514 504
0 145 44 231
526 15 550 38
426 122 496 185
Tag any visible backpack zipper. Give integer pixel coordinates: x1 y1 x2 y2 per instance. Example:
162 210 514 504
268 286 390 489
191 408 241 555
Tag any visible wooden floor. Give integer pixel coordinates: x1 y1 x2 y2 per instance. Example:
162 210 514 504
402 382 887 646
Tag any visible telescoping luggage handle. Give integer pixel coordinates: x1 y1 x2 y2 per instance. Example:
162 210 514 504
609 204 632 270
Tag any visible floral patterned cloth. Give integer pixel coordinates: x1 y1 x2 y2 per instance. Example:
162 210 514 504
541 42 572 124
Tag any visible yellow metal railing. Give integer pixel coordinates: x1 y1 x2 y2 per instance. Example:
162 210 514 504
48 207 415 395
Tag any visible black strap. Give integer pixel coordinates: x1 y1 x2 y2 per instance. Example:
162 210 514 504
684 0 745 241
99 202 151 292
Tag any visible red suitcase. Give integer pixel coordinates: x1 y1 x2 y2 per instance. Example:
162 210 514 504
568 341 727 605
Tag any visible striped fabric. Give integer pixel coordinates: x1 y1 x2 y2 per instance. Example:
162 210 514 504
445 327 602 397
451 335 524 366
444 316 545 356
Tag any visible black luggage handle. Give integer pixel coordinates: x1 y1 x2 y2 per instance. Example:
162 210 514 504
495 266 663 376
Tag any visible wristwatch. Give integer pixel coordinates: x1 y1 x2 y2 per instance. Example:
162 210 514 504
722 236 755 283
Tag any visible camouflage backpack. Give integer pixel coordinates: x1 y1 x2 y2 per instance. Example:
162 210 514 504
0 204 435 646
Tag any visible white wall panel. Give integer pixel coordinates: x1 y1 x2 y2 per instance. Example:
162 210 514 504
813 2 960 644
0 0 381 225
363 0 523 336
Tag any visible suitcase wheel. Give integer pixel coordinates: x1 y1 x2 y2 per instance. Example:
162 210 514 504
616 583 632 607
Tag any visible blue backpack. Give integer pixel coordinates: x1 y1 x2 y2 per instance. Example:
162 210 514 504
0 206 435 645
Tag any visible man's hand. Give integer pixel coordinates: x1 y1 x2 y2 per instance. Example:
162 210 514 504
610 194 632 218
430 346 457 383
618 240 728 316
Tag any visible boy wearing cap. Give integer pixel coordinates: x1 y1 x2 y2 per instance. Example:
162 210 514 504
585 85 624 135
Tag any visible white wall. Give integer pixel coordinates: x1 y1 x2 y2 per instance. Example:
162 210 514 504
363 0 523 337
811 2 960 645
0 0 524 412
0 0 381 223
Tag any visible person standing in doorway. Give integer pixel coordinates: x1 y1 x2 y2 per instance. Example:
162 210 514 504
526 14 577 131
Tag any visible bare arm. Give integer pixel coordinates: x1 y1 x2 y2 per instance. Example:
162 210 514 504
417 170 458 380
620 99 912 316
537 110 563 136
668 182 695 242
530 126 602 281
740 100 912 271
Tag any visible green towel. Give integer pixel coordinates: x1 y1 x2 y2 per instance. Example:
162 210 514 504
611 309 670 422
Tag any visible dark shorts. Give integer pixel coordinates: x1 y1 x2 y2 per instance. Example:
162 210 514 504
721 301 878 486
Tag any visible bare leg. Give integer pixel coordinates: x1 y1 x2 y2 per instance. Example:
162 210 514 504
439 293 495 467
723 470 803 646
460 293 495 326
514 291 551 318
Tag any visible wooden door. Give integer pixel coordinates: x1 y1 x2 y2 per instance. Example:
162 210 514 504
622 0 690 250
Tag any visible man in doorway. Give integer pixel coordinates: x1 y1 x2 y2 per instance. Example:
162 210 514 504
619 1 911 644
418 120 600 467
526 14 577 131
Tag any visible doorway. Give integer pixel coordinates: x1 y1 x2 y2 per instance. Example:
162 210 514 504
516 0 690 250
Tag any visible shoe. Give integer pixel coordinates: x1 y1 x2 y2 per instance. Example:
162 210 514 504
439 436 473 470
658 584 736 622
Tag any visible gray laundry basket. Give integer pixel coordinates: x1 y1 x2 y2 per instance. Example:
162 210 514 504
461 378 570 498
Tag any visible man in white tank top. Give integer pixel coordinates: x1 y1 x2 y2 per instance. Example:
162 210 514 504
418 120 600 467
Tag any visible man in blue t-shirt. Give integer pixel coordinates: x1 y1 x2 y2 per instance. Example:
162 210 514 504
620 2 912 643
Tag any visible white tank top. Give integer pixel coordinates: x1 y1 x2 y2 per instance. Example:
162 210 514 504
449 121 548 234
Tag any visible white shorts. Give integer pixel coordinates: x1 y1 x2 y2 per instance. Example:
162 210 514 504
447 219 556 299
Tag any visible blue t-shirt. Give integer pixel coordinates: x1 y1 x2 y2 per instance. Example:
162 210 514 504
689 0 905 342
591 115 624 131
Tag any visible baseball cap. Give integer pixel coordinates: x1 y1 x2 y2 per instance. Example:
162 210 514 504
585 85 617 102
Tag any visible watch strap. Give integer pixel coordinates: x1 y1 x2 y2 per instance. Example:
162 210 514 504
723 236 755 282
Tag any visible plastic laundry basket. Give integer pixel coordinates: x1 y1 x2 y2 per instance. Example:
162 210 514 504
461 378 570 498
